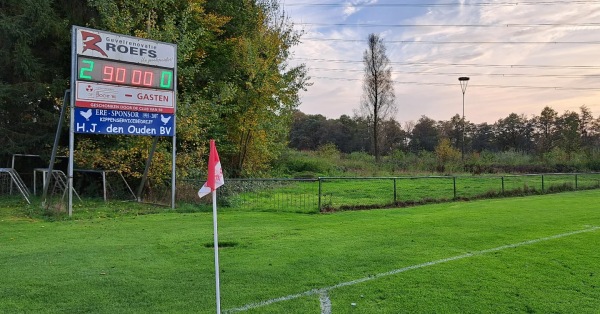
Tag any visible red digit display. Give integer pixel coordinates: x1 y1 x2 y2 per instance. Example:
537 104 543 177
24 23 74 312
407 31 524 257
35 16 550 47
115 67 126 83
103 66 114 81
131 70 141 85
78 56 174 90
143 72 153 86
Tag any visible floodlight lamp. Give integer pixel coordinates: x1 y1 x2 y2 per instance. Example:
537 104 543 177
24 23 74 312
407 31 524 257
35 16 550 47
458 76 470 94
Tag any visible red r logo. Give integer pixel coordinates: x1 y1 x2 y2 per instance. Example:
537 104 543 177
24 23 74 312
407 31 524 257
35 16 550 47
81 31 108 57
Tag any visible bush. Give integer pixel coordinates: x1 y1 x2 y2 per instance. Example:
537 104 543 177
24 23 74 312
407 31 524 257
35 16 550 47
271 149 337 177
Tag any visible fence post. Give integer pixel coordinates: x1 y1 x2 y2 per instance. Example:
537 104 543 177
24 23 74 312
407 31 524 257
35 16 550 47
575 174 578 190
318 177 322 211
541 175 544 193
501 176 505 194
453 176 457 199
393 178 397 203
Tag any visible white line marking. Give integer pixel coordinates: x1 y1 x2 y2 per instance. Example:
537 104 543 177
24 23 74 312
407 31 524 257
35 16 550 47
225 226 599 313
319 290 332 314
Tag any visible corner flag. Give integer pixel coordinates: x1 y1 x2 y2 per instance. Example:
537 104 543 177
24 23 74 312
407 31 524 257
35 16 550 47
198 140 225 313
198 139 224 199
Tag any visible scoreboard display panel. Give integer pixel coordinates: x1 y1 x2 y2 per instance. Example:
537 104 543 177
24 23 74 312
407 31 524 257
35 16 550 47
77 57 173 90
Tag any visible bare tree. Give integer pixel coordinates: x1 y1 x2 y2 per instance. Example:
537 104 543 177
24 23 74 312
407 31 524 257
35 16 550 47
360 33 397 162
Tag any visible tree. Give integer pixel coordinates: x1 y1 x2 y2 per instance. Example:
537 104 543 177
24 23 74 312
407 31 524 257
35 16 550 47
0 0 88 165
494 113 534 153
329 115 361 153
410 116 439 152
201 0 310 176
556 111 580 160
435 138 460 172
288 111 327 150
360 33 396 162
437 114 463 149
533 106 558 155
471 123 496 152
579 105 594 150
379 118 408 155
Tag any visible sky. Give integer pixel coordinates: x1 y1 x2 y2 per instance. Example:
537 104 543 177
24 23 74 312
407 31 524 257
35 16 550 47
283 0 600 125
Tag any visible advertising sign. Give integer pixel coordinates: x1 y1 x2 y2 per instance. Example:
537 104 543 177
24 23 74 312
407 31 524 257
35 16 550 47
74 108 174 136
75 82 174 113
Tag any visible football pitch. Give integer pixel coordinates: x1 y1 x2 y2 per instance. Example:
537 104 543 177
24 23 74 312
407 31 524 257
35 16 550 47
1 190 599 313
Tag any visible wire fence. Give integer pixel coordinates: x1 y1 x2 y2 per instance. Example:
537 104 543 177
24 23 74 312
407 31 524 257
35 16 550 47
185 173 600 213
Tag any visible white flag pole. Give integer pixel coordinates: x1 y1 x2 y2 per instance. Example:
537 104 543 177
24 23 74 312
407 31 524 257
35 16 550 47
212 189 222 314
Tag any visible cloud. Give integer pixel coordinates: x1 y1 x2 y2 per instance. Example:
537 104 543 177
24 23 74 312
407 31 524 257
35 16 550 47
288 1 600 124
342 0 379 18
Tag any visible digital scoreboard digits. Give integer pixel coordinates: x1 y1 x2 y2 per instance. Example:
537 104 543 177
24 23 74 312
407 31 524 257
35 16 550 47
77 56 173 90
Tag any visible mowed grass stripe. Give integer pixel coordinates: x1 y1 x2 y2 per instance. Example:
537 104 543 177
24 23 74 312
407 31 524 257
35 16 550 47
1 190 599 313
226 226 599 313
330 231 600 313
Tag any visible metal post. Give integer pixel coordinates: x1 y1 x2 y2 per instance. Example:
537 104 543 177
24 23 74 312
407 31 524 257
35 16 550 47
453 176 457 199
318 178 322 211
171 120 177 209
68 26 78 217
458 77 470 162
575 174 578 190
501 176 505 194
42 90 70 204
393 178 397 203
102 170 107 202
541 175 545 193
136 137 159 201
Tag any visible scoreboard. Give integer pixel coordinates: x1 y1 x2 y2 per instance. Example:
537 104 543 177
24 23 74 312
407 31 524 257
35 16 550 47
71 26 177 136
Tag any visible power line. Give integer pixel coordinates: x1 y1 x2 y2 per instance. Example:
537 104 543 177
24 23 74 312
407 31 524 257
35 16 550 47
308 67 600 79
302 38 600 44
291 57 600 69
285 1 600 7
310 76 600 90
298 22 600 28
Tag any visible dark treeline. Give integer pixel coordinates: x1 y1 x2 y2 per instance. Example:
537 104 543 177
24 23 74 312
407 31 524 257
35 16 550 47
289 105 600 173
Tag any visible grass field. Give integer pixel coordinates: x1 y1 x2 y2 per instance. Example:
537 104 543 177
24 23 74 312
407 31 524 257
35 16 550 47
223 173 600 213
1 190 600 313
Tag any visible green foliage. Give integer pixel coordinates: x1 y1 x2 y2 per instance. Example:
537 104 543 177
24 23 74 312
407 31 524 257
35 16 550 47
435 138 460 173
493 150 534 166
272 149 337 178
316 143 341 159
0 0 74 163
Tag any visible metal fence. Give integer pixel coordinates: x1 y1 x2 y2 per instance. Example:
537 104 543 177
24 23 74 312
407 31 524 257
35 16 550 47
191 173 600 213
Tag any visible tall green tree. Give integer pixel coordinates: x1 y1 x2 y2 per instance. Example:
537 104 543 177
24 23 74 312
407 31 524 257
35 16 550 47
288 111 328 150
0 0 81 164
360 33 396 162
534 106 558 155
201 0 310 176
410 116 439 152
471 123 496 152
494 113 534 153
579 105 594 150
556 111 581 160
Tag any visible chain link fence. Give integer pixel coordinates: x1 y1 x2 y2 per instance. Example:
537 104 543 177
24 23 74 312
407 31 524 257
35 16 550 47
182 173 600 213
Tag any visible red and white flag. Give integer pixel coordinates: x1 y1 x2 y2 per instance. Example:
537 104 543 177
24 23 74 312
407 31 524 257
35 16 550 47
198 139 224 199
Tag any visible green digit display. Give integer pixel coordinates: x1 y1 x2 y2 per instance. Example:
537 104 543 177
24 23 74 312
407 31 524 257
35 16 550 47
79 59 94 79
160 71 173 89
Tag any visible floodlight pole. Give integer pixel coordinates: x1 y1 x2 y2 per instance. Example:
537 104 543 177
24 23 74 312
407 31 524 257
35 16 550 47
458 77 470 162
